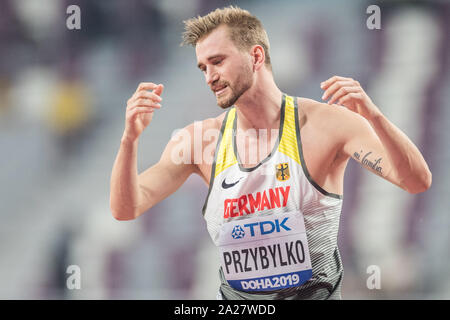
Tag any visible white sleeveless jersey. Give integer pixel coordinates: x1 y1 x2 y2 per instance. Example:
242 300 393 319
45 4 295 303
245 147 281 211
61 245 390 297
202 94 344 300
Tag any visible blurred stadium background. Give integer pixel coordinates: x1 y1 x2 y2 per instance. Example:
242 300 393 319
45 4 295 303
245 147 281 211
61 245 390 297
0 0 448 299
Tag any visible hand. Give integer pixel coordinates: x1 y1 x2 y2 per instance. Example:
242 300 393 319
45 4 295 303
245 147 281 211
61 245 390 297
320 76 381 120
123 82 164 142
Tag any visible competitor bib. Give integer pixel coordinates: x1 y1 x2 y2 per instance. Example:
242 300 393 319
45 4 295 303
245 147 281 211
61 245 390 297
218 211 313 292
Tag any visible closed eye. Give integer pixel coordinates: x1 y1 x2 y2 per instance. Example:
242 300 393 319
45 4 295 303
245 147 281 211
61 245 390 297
197 55 226 73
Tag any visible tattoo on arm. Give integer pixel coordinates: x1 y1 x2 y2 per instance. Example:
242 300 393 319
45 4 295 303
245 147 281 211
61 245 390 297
353 150 383 176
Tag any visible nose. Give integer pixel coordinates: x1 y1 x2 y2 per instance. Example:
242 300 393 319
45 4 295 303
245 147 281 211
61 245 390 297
206 68 219 86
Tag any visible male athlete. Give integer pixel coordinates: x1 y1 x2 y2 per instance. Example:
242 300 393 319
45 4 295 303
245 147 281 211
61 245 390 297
110 6 431 300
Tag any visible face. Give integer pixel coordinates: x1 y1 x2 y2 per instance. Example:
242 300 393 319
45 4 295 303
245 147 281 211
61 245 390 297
196 25 254 109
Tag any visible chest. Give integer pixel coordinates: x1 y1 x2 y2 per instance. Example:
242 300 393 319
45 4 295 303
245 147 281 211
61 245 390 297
197 124 338 187
300 125 339 183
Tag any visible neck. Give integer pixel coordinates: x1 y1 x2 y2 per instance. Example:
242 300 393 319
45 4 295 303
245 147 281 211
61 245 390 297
234 70 283 131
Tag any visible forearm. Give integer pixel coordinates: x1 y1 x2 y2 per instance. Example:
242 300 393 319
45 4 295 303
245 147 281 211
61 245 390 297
320 75 432 193
367 111 432 193
110 136 141 220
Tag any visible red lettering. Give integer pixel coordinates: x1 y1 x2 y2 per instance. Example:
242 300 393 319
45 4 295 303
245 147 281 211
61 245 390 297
238 195 250 216
248 192 261 213
224 199 231 218
224 186 291 219
230 199 239 217
279 186 290 207
269 188 281 208
261 191 271 210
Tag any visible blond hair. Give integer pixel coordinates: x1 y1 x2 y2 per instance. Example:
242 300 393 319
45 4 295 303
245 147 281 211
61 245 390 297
181 6 272 70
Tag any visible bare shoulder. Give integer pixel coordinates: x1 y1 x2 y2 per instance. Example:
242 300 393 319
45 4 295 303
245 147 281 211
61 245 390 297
191 111 228 182
167 111 226 178
298 97 348 118
174 111 226 138
201 111 227 132
296 97 367 135
199 111 227 158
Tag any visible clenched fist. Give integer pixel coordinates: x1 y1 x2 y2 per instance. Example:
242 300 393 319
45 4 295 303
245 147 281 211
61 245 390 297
123 82 164 142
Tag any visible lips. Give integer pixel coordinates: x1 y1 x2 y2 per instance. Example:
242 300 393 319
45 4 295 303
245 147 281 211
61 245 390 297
212 84 228 96
215 86 227 96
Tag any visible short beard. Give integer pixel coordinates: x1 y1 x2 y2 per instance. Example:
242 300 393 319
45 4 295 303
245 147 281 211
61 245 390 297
217 65 253 109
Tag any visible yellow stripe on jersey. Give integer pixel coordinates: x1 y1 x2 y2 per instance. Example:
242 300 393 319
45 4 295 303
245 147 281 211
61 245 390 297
215 108 237 177
278 95 301 165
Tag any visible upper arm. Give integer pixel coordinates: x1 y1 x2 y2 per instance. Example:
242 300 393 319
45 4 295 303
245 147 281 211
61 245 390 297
333 105 406 190
135 124 199 217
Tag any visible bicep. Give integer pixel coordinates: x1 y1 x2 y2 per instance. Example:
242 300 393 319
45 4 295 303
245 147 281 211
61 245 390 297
340 109 405 190
136 130 197 215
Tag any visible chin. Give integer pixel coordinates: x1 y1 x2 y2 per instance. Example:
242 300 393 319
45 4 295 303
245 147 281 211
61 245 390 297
217 101 232 109
217 95 235 109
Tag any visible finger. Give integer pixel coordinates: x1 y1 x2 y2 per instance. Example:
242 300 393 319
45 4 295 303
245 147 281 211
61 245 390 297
328 86 360 105
127 106 156 119
131 91 163 103
129 99 162 109
128 105 158 113
322 80 354 101
135 82 158 93
153 84 164 96
320 75 351 90
338 92 363 105
127 109 154 122
321 76 352 90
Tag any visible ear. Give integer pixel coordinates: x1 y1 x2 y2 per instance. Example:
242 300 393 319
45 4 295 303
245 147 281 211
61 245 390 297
250 45 265 71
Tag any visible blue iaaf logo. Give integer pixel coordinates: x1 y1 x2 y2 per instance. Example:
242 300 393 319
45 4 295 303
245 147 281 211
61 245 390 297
231 225 245 239
231 217 291 239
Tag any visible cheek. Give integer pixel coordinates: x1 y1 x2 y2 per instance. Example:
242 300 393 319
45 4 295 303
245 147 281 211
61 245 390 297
237 62 253 84
223 58 253 87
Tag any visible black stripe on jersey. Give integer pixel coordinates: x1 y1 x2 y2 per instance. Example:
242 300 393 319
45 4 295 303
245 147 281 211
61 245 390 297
294 97 343 200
